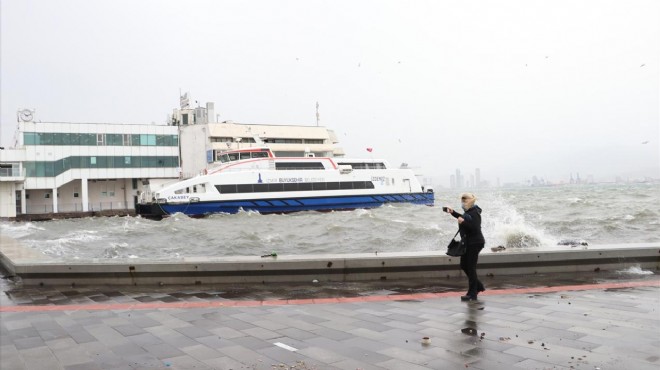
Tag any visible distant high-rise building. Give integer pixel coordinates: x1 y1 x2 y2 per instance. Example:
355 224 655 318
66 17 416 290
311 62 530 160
455 169 463 188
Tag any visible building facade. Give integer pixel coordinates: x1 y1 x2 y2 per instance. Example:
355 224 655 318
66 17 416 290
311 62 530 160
0 117 179 218
170 100 345 178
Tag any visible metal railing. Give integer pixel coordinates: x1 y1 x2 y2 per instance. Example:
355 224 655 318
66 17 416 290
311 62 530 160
26 202 132 214
0 167 24 177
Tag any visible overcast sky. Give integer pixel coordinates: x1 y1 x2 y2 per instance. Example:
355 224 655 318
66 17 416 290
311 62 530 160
1 0 658 185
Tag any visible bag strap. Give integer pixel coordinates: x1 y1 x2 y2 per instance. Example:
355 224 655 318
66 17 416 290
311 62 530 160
453 230 460 239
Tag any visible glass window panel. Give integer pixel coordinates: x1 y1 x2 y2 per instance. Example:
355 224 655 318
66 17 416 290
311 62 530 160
24 132 37 145
83 134 96 145
268 183 284 192
132 134 140 146
41 133 53 145
90 157 97 166
298 183 313 191
44 162 54 177
53 160 63 175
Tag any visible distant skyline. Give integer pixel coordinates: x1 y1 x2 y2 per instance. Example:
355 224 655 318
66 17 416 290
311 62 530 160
1 0 658 185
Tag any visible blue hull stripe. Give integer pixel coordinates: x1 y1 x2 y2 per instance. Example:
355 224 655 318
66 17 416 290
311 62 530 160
160 193 434 216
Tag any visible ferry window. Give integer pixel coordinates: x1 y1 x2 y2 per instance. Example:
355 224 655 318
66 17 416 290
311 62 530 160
254 184 268 192
269 183 284 192
340 182 353 190
275 162 324 170
237 184 253 193
353 181 366 189
185 187 190 193
218 185 237 193
326 182 340 190
175 189 184 194
283 183 297 192
228 153 239 161
312 182 327 191
220 154 230 163
366 181 375 189
251 152 269 158
193 185 197 193
240 152 251 160
299 183 313 191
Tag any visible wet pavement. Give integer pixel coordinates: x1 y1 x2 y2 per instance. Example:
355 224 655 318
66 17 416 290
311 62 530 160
1 270 659 369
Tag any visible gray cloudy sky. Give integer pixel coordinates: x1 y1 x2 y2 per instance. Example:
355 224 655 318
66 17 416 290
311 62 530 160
2 0 658 185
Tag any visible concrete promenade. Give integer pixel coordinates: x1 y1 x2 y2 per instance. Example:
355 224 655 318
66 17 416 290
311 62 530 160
1 273 659 370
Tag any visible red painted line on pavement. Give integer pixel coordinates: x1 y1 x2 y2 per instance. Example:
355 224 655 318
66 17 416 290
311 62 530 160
1 280 658 313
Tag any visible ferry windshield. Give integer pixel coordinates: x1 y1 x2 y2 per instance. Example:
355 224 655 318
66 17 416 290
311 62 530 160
219 151 270 163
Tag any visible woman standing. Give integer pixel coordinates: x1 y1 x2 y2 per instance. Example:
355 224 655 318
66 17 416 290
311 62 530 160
444 193 486 301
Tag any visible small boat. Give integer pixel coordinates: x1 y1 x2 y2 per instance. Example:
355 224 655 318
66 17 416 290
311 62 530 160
136 147 433 219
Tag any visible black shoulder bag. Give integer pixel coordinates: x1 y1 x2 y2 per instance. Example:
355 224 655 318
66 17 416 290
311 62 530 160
446 230 466 257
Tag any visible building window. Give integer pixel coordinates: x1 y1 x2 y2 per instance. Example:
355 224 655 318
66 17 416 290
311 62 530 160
90 157 97 165
123 134 132 146
44 193 51 199
25 193 30 199
125 156 131 165
132 178 138 190
304 139 325 144
24 132 38 145
97 134 105 146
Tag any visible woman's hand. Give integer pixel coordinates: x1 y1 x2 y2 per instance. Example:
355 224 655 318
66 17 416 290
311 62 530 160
445 207 453 214
457 217 464 224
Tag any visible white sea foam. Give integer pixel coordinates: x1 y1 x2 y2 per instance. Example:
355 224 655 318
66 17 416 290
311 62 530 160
0 222 45 238
483 197 557 249
617 265 654 275
623 215 635 221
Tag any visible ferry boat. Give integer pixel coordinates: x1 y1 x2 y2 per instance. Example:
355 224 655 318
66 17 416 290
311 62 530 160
136 147 434 219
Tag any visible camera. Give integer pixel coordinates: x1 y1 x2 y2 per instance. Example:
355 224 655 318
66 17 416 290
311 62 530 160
442 207 449 212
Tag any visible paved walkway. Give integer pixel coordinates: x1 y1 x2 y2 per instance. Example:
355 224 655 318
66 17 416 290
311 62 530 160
1 277 659 370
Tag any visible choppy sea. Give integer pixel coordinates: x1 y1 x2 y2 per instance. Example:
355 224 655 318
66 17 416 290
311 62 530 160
1 184 658 260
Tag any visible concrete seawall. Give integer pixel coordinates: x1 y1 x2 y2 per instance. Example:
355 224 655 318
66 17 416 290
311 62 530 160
1 235 658 286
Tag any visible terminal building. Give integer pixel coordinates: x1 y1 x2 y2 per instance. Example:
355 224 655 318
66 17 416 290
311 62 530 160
0 99 346 219
0 111 180 219
170 99 344 179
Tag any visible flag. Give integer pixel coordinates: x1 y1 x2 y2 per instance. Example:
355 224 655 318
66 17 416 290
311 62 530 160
366 148 373 152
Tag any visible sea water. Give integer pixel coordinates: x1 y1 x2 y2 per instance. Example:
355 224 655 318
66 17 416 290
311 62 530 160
1 183 658 260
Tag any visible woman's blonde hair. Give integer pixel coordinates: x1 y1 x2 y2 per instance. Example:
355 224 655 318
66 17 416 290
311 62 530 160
461 193 477 209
